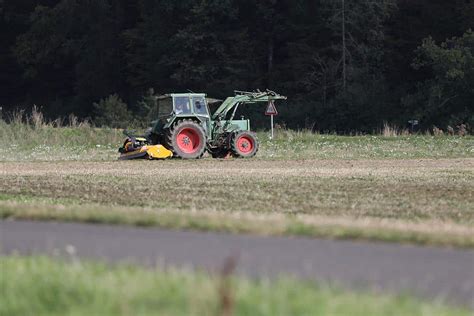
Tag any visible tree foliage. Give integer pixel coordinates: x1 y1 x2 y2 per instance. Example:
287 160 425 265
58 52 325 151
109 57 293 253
410 30 474 128
93 93 132 128
0 0 472 132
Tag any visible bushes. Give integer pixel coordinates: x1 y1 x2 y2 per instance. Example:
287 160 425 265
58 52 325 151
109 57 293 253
93 94 132 129
93 93 157 129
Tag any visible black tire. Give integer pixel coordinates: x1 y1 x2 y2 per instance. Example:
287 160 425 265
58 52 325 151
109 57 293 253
230 131 259 158
166 120 206 159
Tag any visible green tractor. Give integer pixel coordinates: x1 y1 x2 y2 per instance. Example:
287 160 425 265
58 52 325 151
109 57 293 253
119 90 286 159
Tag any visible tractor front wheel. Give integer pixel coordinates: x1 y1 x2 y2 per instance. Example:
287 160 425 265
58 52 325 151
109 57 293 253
230 131 259 158
166 120 206 159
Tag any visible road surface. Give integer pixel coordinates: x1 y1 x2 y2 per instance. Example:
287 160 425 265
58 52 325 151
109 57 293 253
1 220 473 306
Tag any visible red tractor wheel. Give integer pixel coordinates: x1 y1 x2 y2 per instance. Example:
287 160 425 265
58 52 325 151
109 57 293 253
166 120 206 159
231 131 259 158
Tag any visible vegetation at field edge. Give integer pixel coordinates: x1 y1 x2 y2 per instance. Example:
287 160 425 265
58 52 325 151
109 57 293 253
1 117 473 161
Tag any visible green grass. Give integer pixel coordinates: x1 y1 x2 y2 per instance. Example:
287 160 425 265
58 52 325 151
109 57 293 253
0 119 123 161
0 256 469 316
1 119 473 161
262 131 474 159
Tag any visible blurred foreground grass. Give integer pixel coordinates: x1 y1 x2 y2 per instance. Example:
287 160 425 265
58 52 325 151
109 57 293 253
0 256 469 316
1 119 473 161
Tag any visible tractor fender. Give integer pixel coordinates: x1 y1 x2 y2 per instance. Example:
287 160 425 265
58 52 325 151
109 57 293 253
164 115 206 129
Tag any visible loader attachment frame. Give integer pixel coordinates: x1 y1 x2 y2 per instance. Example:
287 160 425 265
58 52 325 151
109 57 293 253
212 90 287 121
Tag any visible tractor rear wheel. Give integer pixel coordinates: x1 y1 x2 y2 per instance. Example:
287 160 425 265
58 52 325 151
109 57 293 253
230 131 258 158
166 120 206 159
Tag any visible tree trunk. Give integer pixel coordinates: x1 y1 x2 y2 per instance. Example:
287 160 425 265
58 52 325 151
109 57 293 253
342 0 347 92
268 37 274 87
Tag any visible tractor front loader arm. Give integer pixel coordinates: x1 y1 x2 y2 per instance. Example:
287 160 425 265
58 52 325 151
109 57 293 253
211 90 287 121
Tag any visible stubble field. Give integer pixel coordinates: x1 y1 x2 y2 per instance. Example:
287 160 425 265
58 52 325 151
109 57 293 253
1 155 473 247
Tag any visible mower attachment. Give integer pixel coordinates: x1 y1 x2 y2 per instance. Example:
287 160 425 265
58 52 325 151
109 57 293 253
118 137 173 160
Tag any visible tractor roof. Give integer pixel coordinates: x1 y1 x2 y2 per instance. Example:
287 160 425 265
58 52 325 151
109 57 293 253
156 93 222 104
156 93 205 99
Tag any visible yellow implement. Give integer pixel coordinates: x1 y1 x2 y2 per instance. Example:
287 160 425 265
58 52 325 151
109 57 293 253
145 145 173 159
119 144 173 160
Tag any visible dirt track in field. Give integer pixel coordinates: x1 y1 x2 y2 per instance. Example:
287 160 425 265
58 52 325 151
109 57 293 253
2 158 473 176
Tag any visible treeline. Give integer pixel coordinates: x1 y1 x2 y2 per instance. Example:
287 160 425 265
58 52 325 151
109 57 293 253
0 0 473 132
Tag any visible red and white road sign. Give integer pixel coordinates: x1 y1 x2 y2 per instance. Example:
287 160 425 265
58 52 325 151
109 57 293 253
265 101 278 116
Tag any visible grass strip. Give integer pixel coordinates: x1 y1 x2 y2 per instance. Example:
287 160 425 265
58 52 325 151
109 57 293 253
1 199 472 248
2 120 473 161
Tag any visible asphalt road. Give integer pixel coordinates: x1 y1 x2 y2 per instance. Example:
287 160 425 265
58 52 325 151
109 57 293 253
1 220 473 307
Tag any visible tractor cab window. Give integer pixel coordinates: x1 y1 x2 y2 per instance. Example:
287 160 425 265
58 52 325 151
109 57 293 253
174 96 191 115
192 96 209 116
157 98 173 117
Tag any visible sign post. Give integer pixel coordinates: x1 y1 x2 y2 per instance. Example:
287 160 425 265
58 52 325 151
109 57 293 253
265 100 278 139
271 114 274 139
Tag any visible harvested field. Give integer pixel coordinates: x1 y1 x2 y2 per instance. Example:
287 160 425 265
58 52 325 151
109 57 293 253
2 158 473 247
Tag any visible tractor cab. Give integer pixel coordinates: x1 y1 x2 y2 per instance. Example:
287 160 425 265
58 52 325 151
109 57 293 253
156 93 210 118
149 93 212 142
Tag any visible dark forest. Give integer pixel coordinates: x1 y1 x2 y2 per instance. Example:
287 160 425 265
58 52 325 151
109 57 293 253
0 0 473 132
